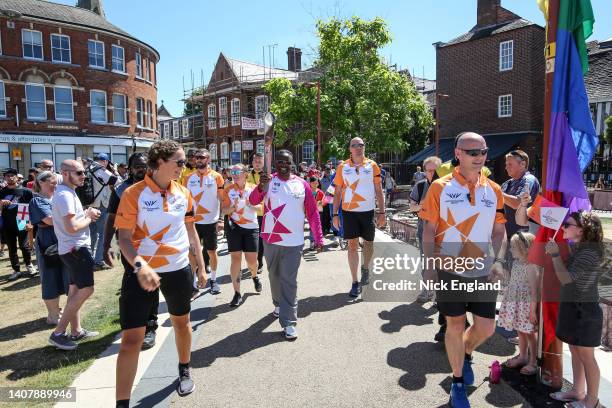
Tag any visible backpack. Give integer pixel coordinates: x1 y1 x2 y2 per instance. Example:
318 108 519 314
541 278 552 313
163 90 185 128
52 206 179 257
75 163 107 207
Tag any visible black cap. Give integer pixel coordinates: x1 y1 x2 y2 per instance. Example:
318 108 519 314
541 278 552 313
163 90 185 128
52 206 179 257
3 168 18 176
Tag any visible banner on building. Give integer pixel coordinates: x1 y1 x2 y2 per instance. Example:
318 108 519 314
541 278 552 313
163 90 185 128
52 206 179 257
241 117 263 130
242 140 253 151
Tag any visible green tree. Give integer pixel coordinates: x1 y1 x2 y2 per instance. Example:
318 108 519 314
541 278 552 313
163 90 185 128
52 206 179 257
605 115 612 144
264 16 434 161
184 86 205 116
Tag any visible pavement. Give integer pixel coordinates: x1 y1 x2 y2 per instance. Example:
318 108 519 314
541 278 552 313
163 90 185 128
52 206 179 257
56 230 611 408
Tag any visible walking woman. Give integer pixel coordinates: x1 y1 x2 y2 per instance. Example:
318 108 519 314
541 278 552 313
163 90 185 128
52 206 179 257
221 164 263 307
29 171 69 325
546 211 604 408
114 140 207 407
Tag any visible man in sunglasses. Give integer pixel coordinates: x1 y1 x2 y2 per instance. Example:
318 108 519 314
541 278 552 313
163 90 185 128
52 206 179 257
182 149 224 295
419 132 506 408
332 137 386 298
48 160 101 350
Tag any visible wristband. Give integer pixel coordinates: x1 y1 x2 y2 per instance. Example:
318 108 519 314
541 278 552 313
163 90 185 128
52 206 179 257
333 214 339 217
550 253 560 258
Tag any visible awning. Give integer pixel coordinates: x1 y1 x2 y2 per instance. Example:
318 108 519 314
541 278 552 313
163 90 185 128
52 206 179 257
406 133 531 164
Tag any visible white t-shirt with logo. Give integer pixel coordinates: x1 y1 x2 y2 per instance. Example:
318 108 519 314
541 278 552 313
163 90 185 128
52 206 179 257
52 184 91 255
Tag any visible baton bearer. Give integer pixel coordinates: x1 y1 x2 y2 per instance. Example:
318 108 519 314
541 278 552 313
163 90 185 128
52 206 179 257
263 112 276 175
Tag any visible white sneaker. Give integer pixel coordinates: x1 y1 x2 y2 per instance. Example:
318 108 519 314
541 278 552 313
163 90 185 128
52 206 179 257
272 307 280 318
284 325 297 340
26 264 38 276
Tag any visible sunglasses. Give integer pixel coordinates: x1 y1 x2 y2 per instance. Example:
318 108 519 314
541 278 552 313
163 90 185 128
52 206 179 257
170 159 187 167
71 170 85 176
351 143 365 148
460 148 489 157
230 169 242 175
509 150 526 160
132 164 147 170
276 159 291 165
195 155 209 160
562 221 580 228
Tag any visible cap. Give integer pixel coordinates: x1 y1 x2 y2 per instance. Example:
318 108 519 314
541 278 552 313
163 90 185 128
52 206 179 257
3 168 18 176
94 153 110 161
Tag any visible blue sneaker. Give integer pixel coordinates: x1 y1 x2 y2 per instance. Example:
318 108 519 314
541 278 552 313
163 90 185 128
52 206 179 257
462 358 474 386
450 382 470 408
349 282 360 297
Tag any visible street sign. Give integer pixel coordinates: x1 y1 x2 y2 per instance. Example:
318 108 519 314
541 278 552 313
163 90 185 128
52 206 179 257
242 140 253 150
12 148 22 161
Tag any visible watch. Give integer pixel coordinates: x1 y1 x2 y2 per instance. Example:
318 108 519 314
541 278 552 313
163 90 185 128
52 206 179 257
134 261 143 273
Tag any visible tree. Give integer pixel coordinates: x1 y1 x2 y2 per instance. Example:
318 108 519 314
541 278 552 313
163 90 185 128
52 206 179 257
264 16 434 161
605 115 612 144
184 86 205 116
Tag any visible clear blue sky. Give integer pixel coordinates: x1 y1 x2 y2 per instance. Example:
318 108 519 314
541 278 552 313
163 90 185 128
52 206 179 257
57 0 612 117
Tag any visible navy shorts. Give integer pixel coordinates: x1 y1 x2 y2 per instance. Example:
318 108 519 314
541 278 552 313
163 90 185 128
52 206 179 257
59 246 95 289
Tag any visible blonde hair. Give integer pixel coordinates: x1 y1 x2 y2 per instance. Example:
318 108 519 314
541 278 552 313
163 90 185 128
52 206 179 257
510 231 535 259
423 156 442 168
34 171 56 193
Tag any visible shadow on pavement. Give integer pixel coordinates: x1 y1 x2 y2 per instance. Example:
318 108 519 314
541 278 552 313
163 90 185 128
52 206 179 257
1 275 41 291
0 317 50 342
387 341 451 391
496 365 567 408
474 332 516 357
131 380 177 407
378 302 438 333
297 292 361 318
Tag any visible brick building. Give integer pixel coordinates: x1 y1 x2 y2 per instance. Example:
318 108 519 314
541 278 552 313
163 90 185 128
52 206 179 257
159 112 204 148
408 0 546 182
0 0 159 172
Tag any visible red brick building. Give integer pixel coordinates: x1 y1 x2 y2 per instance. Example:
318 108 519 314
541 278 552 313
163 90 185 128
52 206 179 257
0 0 159 171
408 0 546 181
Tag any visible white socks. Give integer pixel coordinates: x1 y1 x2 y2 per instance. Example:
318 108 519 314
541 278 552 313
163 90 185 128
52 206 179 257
210 270 217 281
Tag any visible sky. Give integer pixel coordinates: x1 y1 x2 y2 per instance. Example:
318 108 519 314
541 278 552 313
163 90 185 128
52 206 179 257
56 0 612 117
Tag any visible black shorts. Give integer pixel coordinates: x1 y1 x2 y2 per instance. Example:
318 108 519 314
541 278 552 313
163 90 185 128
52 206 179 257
343 210 375 241
227 224 259 253
59 246 95 289
119 265 192 330
435 269 498 319
195 223 218 251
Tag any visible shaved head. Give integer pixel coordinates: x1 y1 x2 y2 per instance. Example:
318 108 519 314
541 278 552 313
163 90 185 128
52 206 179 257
60 159 82 172
455 132 485 149
350 137 364 146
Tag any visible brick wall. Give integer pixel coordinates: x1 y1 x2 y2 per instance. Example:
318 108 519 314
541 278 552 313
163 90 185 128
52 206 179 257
0 17 158 139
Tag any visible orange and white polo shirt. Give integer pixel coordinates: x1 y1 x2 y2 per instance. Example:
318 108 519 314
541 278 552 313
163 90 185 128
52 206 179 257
333 158 381 212
182 168 224 224
419 167 506 276
221 182 260 229
115 174 194 273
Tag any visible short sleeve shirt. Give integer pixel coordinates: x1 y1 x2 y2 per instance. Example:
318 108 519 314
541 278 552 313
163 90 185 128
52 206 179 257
115 174 194 273
333 158 381 212
29 195 57 249
183 169 224 224
52 184 91 255
500 172 540 238
221 182 259 229
418 167 506 277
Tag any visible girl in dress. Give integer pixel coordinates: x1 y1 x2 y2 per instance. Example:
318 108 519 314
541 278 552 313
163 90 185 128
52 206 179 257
498 231 540 375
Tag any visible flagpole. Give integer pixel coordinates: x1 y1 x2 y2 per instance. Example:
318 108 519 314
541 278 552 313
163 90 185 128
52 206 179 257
539 0 563 390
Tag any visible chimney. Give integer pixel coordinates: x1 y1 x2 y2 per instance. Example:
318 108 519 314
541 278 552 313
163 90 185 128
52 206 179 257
76 0 106 18
287 47 302 72
477 0 500 27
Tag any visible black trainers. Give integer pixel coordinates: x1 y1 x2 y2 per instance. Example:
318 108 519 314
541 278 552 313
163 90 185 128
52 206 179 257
177 365 195 396
7 270 22 281
360 267 370 285
230 292 242 307
141 330 156 350
349 281 360 298
434 325 446 342
49 332 77 350
253 276 262 293
209 279 221 295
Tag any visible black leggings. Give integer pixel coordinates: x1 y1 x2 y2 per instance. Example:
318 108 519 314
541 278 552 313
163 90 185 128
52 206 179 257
1 227 31 271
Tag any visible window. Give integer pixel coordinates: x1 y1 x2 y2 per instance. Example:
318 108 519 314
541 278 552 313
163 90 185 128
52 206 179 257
111 45 125 72
112 146 127 165
0 81 6 117
31 144 53 167
182 119 189 137
135 52 142 77
25 83 47 120
112 93 127 124
303 139 314 163
90 90 107 122
231 98 240 126
163 122 170 139
54 145 75 164
88 40 105 68
146 101 153 128
144 58 150 81
220 142 229 159
232 140 242 154
51 34 71 63
219 97 228 128
500 40 513 71
22 29 43 60
54 86 73 121
255 95 268 119
0 143 10 169
498 94 512 117
172 121 179 139
136 98 144 126
210 143 217 160
208 104 216 129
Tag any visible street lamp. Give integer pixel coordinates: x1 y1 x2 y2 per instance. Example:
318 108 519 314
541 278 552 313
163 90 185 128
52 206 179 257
435 93 449 157
303 82 321 166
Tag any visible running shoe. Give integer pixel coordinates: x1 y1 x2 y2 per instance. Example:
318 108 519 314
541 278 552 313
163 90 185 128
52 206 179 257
257 266 263 275
230 292 242 307
450 382 470 408
209 279 221 295
349 281 360 298
339 239 348 250
463 357 475 386
49 332 77 350
177 365 195 396
69 329 100 341
26 264 38 276
142 330 156 350
360 267 370 285
253 276 262 293
7 270 22 281
434 325 446 342
284 325 298 340
272 306 280 318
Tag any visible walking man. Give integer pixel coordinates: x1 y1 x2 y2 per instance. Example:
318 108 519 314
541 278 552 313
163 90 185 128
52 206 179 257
332 137 386 297
246 152 265 273
48 160 101 350
419 132 506 408
249 150 323 339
